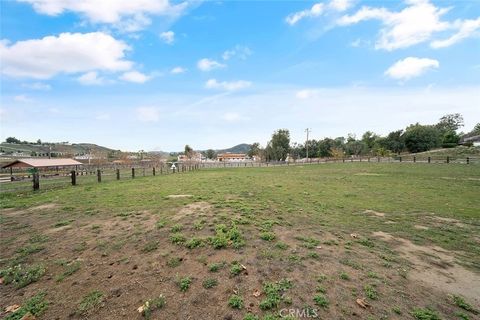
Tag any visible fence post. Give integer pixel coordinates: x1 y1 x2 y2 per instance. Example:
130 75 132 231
132 168 135 178
71 170 76 186
413 156 416 163
153 167 156 176
343 158 345 163
377 157 380 163
446 156 450 164
116 169 120 180
143 168 145 176
97 169 101 183
32 172 40 191
466 157 469 164
428 157 431 164
399 156 402 162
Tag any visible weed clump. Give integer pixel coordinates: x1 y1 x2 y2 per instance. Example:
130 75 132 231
4 291 48 320
0 264 45 288
228 294 244 309
259 279 293 310
139 295 165 319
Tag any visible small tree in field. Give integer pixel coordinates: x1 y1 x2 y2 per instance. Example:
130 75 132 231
184 145 193 159
330 147 345 159
205 149 216 160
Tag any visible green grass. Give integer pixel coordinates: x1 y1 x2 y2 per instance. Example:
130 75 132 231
1 163 479 319
228 294 244 309
56 261 81 282
77 290 104 315
412 308 441 320
259 279 293 310
313 294 329 308
0 264 45 288
202 278 218 289
4 291 48 320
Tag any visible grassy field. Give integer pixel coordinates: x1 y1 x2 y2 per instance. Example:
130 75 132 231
1 163 479 319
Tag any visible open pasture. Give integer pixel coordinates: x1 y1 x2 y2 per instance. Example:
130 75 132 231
1 163 479 319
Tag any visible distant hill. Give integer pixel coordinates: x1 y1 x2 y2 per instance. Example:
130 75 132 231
0 142 117 157
407 146 480 157
216 143 252 154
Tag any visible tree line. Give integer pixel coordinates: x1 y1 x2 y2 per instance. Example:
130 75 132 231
249 114 479 161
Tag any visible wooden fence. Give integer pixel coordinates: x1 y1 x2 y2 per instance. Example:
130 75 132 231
0 155 477 193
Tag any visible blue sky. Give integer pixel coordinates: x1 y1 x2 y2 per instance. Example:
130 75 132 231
1 0 479 151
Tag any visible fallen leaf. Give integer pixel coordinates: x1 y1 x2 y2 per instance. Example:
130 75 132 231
316 246 322 249
253 290 261 297
350 233 358 238
356 298 369 308
137 305 145 313
241 264 247 270
5 305 21 313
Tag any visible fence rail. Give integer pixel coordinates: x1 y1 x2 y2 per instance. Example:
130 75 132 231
0 156 478 193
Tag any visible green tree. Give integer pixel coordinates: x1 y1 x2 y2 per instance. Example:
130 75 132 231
345 134 367 156
267 129 290 161
403 124 441 153
205 149 216 160
361 131 379 152
247 143 261 158
5 137 21 144
436 113 464 132
442 130 460 148
383 130 405 154
318 138 334 157
184 145 193 159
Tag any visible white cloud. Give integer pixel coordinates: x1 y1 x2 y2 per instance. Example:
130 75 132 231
136 106 160 122
197 58 226 71
21 82 51 90
222 112 248 122
170 66 187 74
77 71 106 85
120 71 151 83
159 30 175 44
431 17 480 48
222 45 252 60
14 95 33 103
385 57 439 80
0 32 132 79
338 0 450 50
18 0 189 31
286 3 325 26
329 0 354 12
286 0 353 25
205 79 252 91
296 89 319 99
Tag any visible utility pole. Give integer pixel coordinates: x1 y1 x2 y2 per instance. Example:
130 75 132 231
305 128 311 163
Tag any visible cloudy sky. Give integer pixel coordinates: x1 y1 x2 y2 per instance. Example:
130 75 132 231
1 0 479 151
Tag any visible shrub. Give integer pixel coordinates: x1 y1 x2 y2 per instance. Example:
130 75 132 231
178 277 192 292
313 294 329 308
228 295 244 309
